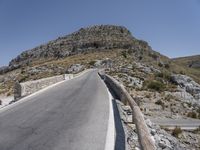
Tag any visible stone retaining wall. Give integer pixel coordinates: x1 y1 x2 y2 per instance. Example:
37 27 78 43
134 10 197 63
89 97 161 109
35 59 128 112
99 72 156 150
14 74 73 100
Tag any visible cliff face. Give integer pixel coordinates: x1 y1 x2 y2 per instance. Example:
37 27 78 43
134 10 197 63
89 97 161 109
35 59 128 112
9 25 137 68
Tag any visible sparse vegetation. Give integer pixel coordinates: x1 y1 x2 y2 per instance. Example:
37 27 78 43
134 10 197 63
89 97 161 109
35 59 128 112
158 62 163 67
197 107 200 119
164 94 173 101
155 99 165 110
89 60 96 66
172 126 182 138
192 126 200 134
155 71 172 82
149 52 158 60
164 63 170 69
121 51 127 58
146 80 165 92
187 111 197 118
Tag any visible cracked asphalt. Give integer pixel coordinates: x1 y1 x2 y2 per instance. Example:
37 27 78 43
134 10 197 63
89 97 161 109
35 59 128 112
0 70 110 150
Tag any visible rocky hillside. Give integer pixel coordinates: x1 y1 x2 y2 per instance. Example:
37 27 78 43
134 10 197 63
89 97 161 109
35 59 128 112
172 55 200 69
0 25 200 149
1 25 135 73
0 25 199 95
172 55 200 84
0 25 198 91
0 25 172 74
0 25 173 95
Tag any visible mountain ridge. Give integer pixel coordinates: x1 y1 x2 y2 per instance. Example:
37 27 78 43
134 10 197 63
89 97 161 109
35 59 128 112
0 24 199 95
172 55 200 69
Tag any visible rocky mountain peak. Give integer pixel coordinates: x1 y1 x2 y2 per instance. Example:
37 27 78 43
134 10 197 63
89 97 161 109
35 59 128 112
8 25 136 70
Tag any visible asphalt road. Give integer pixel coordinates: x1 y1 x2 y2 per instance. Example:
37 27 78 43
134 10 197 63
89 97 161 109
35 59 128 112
0 70 110 150
150 118 200 130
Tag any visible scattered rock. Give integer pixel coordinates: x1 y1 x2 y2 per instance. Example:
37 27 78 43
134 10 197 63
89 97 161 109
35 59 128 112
171 74 200 107
66 64 84 74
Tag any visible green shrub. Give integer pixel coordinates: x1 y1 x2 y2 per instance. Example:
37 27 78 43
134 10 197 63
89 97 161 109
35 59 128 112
187 112 197 118
158 62 163 67
172 126 182 138
164 63 170 69
155 71 172 82
192 126 200 134
89 60 96 66
121 51 127 58
149 52 158 60
197 108 200 119
164 94 173 101
155 100 165 110
147 80 165 92
179 71 185 75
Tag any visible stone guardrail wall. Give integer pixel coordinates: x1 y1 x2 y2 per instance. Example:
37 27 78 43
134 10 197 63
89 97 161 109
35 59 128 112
99 72 156 150
14 74 73 100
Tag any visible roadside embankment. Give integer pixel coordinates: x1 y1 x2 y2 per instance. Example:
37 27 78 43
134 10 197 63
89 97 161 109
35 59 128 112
99 71 156 150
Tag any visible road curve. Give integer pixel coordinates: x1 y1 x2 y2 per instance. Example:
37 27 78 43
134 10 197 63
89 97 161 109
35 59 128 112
0 70 110 150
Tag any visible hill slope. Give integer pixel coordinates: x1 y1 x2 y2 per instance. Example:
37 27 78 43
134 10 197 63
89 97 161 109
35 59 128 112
172 55 200 83
172 55 200 69
0 24 198 94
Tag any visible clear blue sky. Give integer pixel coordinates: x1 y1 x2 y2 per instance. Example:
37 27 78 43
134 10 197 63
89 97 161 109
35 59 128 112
0 0 200 66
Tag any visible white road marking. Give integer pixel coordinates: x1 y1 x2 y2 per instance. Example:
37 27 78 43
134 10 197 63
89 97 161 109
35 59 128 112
99 75 115 150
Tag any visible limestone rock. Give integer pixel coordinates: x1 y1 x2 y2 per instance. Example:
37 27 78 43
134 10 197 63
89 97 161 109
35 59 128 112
8 25 137 71
66 64 84 74
171 74 200 101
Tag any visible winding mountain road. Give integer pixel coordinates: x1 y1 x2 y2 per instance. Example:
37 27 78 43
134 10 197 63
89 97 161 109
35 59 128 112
150 118 200 130
0 70 111 150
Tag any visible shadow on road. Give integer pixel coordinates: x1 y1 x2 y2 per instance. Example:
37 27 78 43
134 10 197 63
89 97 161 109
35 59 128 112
112 99 126 150
99 74 125 150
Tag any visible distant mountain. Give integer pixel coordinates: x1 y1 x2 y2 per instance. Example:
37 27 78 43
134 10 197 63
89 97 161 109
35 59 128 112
172 55 200 69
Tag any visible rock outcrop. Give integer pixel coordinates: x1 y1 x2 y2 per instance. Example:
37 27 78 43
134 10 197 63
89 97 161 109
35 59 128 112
171 74 200 100
66 64 84 74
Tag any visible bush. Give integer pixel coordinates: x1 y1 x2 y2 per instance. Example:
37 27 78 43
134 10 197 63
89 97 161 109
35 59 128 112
147 80 165 92
197 107 200 119
164 94 173 101
172 126 182 138
164 63 170 69
158 62 163 67
121 51 127 58
89 60 96 66
155 71 172 82
155 100 165 110
179 71 185 75
192 126 200 134
149 52 158 60
187 112 197 118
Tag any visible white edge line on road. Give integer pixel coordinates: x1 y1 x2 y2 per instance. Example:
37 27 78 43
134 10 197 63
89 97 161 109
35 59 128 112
99 76 116 150
0 69 92 114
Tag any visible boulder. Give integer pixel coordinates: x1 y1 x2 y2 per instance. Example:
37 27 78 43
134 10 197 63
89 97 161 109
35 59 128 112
171 74 200 101
127 76 143 88
67 64 84 74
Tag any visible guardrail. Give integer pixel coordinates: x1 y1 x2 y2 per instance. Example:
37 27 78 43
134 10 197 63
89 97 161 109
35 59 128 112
99 72 156 150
